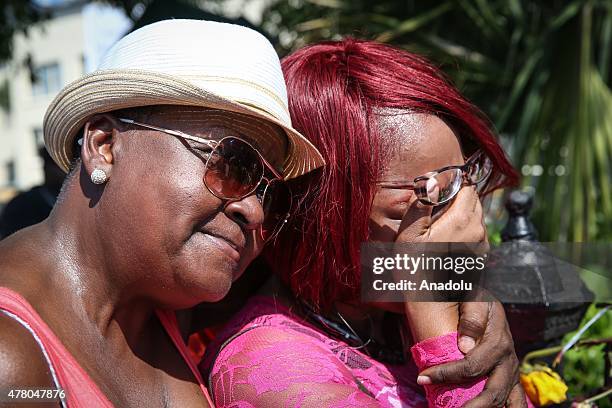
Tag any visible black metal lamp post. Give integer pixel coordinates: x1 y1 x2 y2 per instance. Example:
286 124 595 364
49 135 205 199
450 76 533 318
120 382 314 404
486 191 594 357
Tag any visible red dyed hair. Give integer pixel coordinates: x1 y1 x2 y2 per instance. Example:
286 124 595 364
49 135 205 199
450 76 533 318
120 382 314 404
266 39 518 311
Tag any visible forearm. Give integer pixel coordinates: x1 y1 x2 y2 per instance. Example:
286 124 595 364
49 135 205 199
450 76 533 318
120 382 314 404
403 301 458 342
404 302 487 408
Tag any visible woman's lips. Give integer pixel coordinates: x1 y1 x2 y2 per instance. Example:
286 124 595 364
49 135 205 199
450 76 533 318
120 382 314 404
201 232 242 263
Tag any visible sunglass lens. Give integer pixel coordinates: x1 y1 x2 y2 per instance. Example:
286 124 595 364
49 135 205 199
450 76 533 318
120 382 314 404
261 180 292 241
204 138 264 199
416 169 463 205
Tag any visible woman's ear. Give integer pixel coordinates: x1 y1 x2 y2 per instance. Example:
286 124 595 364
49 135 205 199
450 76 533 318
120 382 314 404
80 114 122 183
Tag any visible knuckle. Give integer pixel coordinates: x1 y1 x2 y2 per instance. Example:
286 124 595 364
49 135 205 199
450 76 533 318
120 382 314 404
460 213 472 228
426 368 442 384
500 326 512 343
464 357 486 379
492 300 505 314
476 202 484 217
461 315 486 334
436 366 450 383
510 359 521 381
480 389 506 408
492 332 509 351
504 325 515 339
478 228 486 242
504 341 517 358
476 390 504 408
510 351 519 365
467 231 482 243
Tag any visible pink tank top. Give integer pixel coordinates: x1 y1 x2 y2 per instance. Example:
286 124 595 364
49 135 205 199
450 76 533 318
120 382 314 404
0 287 213 407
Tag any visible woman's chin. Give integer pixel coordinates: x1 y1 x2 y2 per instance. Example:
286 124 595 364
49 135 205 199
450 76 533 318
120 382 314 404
166 264 235 307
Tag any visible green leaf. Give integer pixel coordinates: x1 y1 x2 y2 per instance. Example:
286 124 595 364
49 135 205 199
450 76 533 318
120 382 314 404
375 2 452 42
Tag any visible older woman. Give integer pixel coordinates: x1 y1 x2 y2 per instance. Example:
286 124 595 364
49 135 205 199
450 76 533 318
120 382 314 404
203 39 530 407
0 20 323 407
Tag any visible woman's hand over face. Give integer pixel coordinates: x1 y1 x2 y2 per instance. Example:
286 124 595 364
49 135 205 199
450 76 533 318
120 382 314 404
389 186 485 337
395 185 486 244
396 187 527 408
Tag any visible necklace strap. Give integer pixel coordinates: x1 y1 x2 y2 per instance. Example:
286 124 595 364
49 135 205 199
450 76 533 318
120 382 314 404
298 300 406 364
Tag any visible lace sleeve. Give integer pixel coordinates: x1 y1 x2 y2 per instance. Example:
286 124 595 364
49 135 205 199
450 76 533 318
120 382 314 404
410 332 485 408
209 325 381 408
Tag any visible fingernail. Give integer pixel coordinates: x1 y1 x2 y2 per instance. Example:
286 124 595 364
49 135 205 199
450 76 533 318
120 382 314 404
459 336 476 353
417 375 431 385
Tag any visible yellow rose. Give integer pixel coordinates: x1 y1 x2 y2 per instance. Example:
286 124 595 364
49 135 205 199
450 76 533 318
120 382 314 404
520 365 568 407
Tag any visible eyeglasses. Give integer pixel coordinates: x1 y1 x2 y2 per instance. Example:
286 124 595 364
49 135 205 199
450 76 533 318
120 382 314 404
118 118 292 243
376 151 492 206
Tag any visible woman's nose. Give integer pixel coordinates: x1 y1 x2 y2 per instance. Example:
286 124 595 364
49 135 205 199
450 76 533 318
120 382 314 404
224 194 265 230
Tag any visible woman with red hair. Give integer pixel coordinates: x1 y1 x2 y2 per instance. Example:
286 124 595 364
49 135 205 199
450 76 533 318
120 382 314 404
202 39 529 407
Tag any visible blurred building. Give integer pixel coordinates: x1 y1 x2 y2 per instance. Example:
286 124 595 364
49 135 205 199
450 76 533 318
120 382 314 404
0 0 130 199
0 0 271 205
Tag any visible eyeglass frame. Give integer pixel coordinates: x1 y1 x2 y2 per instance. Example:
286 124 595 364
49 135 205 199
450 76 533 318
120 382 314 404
376 151 492 206
117 117 292 242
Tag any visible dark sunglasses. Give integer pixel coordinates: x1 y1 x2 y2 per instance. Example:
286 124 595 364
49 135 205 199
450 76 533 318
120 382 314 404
118 118 292 242
376 151 493 205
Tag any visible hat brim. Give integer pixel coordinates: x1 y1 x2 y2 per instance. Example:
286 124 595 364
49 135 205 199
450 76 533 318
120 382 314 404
43 69 325 180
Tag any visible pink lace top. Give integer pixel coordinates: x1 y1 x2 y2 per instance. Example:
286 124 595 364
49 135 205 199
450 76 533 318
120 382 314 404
201 296 486 408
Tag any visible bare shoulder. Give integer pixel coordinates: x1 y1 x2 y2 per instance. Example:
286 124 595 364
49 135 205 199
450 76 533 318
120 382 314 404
0 228 48 291
0 233 29 282
0 312 55 388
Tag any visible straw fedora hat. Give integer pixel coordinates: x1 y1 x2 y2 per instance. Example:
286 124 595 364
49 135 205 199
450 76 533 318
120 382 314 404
43 19 325 180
